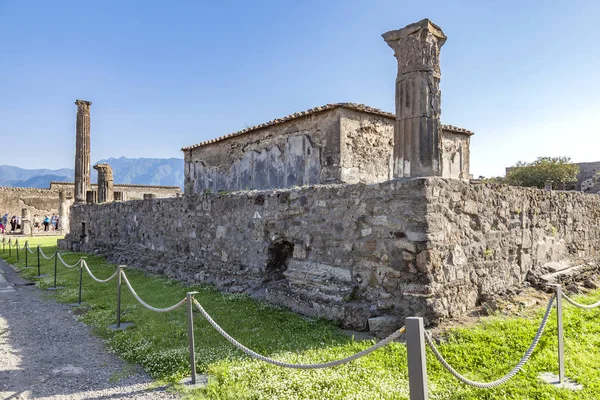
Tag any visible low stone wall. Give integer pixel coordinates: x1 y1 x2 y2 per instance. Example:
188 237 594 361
424 179 600 319
0 187 59 226
61 179 430 330
60 178 600 330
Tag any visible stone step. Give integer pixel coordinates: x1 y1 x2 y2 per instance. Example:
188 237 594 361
540 264 587 283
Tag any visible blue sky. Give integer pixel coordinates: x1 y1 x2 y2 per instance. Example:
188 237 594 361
1 0 598 177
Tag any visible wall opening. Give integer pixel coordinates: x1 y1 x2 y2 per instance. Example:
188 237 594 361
264 240 294 282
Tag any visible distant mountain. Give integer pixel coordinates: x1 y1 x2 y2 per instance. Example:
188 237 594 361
0 158 184 189
0 166 74 187
92 157 184 187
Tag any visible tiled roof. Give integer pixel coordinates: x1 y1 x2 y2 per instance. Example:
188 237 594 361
442 125 474 136
181 102 474 151
49 181 181 190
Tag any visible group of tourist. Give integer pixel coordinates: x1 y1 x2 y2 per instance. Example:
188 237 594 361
0 213 60 233
0 213 21 234
33 214 59 232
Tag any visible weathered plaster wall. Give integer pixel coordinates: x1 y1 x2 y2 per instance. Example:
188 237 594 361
339 109 394 184
441 131 470 180
184 109 342 194
0 187 59 223
184 107 472 195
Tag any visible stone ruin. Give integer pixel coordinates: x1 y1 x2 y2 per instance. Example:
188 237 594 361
60 19 600 334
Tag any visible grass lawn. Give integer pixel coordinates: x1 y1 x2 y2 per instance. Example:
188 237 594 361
2 236 600 399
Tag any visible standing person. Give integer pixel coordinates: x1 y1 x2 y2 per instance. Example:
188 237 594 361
16 216 21 230
2 214 7 229
0 219 4 234
10 216 16 232
33 214 40 233
43 215 50 232
53 215 59 231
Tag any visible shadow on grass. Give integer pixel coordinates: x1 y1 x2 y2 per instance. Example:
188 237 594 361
1 237 356 382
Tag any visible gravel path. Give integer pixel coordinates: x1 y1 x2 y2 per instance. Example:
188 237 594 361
0 258 180 400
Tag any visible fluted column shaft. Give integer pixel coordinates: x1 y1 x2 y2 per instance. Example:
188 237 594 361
383 19 446 178
74 100 92 203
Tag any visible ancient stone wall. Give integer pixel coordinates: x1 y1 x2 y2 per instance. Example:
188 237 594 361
60 178 599 329
49 182 180 201
0 187 59 224
424 179 600 319
62 179 431 330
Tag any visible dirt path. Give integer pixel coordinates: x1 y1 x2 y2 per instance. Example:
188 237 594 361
0 259 180 400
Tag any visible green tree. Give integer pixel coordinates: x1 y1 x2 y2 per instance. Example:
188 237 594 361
505 156 580 189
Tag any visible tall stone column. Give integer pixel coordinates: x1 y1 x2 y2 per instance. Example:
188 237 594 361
383 19 446 178
74 100 92 203
58 190 69 233
93 163 114 203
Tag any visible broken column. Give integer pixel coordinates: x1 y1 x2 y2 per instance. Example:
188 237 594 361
74 100 92 203
58 190 69 233
21 208 31 235
383 19 446 178
93 163 114 203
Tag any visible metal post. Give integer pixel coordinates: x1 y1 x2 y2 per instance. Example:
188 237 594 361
16 240 19 262
116 266 122 328
108 266 134 331
37 245 40 275
188 292 198 384
25 243 28 267
8 241 11 257
77 261 83 302
406 317 429 400
54 253 58 288
556 285 565 384
70 258 86 306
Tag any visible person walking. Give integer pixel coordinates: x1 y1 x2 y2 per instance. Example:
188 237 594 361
2 214 7 229
16 216 21 230
43 215 50 232
10 216 16 232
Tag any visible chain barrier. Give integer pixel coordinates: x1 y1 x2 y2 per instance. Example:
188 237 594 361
120 270 187 313
424 294 556 389
561 292 600 310
81 260 120 283
25 242 36 254
3 240 599 392
192 297 405 369
56 253 81 268
38 247 55 260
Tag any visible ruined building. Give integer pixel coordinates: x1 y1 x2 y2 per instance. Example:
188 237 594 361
182 104 472 195
0 100 180 236
62 19 600 333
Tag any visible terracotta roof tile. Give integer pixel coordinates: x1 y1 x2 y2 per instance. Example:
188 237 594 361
181 102 473 151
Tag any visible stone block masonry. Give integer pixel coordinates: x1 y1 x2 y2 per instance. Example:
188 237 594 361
60 178 600 330
0 187 60 223
62 179 431 330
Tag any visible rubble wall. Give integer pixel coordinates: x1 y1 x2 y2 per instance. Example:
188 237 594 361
61 179 431 330
424 179 600 319
0 187 59 223
60 178 600 329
